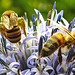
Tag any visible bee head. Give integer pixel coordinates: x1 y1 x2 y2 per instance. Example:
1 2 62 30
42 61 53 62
1 10 18 30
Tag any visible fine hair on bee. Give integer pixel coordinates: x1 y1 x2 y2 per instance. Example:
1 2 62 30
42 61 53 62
40 20 75 58
0 10 27 43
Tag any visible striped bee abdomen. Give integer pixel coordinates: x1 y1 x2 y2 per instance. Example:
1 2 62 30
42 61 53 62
6 26 21 43
40 32 66 57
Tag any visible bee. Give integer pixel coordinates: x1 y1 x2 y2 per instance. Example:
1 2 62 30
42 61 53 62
40 21 75 57
0 10 27 43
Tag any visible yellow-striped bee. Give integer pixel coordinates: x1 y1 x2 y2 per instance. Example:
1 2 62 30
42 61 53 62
40 21 75 57
0 10 27 43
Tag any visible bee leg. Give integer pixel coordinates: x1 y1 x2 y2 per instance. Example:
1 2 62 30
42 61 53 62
17 17 27 37
71 56 75 62
0 23 8 38
51 28 54 36
57 47 62 65
0 23 6 32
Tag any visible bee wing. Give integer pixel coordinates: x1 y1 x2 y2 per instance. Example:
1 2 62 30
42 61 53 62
17 17 27 37
56 23 75 40
48 19 75 40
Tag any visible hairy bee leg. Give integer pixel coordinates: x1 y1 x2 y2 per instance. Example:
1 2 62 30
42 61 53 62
70 56 75 62
0 23 9 41
0 23 6 32
57 47 62 65
17 17 27 37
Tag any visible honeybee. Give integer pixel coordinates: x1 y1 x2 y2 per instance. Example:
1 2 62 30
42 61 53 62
0 10 27 43
40 21 75 57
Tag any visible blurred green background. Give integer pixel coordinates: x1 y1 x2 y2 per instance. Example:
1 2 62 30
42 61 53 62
0 0 75 23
